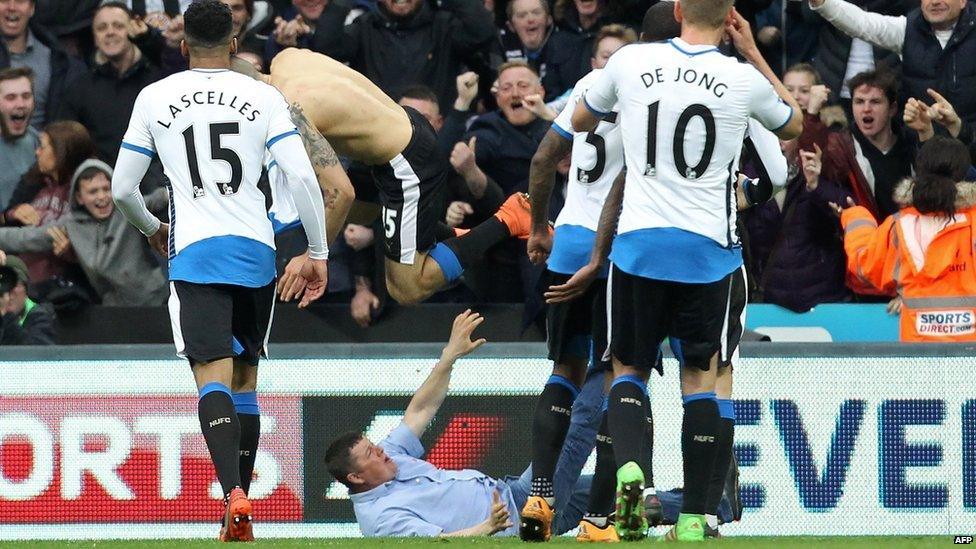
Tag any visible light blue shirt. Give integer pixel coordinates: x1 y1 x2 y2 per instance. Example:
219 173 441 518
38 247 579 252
350 423 520 537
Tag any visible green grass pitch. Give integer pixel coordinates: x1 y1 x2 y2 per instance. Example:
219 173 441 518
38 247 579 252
0 537 947 548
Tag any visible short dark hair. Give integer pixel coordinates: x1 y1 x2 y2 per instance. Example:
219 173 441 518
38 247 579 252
399 85 440 106
592 24 637 56
184 0 234 49
913 135 970 218
847 69 899 105
641 1 679 42
325 432 363 489
75 165 109 187
95 1 133 19
0 67 34 89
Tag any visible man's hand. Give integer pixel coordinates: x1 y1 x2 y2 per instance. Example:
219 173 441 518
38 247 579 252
887 296 903 315
545 261 599 303
143 11 170 29
147 222 169 256
450 137 479 176
441 309 487 362
726 8 760 59
807 85 831 115
904 97 934 140
808 0 825 7
162 15 184 49
482 490 513 536
274 15 310 46
297 257 328 308
10 204 39 226
926 88 962 137
756 26 780 47
450 137 489 195
800 143 822 191
47 226 71 257
127 15 149 39
522 94 557 121
455 71 480 111
278 251 308 302
445 201 473 227
828 196 856 217
735 173 750 210
527 229 553 265
351 282 381 328
344 224 374 251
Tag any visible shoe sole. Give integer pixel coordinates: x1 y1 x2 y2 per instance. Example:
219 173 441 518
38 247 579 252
519 515 550 542
615 481 646 541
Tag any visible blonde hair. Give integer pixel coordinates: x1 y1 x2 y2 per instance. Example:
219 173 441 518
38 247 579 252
680 0 734 29
592 24 637 56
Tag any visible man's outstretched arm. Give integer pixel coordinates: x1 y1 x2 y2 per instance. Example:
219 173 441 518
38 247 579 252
403 310 487 439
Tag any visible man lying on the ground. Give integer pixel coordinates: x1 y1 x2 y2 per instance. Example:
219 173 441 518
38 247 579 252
324 310 736 537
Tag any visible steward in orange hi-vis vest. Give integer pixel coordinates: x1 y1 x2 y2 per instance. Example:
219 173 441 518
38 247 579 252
841 179 976 342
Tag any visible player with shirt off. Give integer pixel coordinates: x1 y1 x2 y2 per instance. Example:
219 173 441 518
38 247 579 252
231 50 540 307
570 0 801 541
111 1 329 541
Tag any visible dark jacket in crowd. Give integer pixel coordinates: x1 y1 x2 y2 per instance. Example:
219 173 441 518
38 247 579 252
0 299 56 345
33 0 102 36
61 50 161 164
496 27 571 102
0 22 86 125
803 0 911 97
263 1 351 67
463 111 550 195
329 0 496 113
546 6 610 100
902 3 976 124
743 171 853 313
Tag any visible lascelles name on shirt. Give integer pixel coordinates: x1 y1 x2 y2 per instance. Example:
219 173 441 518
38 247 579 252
156 89 263 129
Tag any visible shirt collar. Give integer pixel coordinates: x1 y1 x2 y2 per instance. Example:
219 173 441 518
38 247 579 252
668 37 719 56
23 31 38 53
349 478 396 504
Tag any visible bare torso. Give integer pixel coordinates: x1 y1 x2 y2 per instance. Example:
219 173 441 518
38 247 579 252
269 49 412 166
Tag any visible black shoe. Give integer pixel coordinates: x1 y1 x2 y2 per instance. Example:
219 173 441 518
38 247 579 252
644 493 664 527
724 453 742 522
704 523 722 538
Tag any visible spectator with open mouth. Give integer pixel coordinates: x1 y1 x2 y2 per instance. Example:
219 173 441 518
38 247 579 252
0 66 37 211
0 0 85 127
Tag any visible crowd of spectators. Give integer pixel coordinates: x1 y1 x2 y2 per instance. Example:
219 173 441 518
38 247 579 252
1 0 975 342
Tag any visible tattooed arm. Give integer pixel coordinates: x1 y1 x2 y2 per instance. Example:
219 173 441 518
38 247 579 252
527 129 572 265
289 102 355 245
